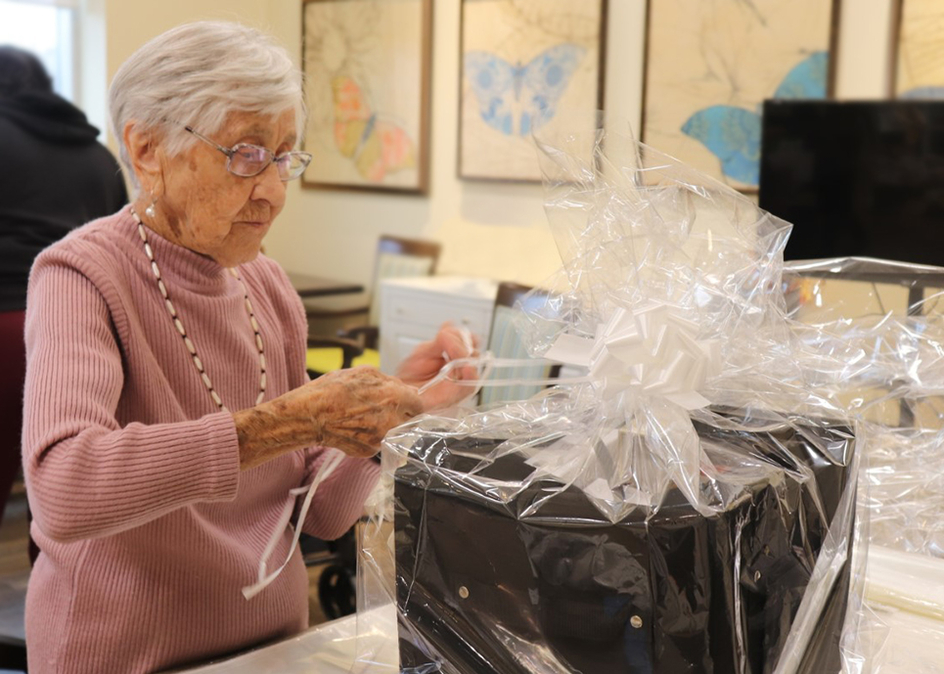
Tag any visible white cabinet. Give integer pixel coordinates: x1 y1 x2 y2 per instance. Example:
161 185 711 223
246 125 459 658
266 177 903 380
379 276 498 374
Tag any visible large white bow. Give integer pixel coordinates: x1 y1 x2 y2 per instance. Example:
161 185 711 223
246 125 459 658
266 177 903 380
529 302 723 518
545 302 721 409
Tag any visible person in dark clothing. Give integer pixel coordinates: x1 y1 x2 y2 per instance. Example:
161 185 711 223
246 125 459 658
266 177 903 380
0 46 127 545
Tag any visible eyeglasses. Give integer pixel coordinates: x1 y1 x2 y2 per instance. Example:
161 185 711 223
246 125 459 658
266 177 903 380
183 125 312 181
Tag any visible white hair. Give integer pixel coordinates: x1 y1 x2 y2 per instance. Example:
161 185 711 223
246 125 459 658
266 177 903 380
109 20 305 191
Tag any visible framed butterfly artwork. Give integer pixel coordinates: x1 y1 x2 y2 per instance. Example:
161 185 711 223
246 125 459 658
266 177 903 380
642 0 841 193
891 0 944 99
301 0 432 193
458 0 608 182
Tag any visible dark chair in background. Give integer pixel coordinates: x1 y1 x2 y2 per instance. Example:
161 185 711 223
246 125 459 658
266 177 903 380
306 235 441 377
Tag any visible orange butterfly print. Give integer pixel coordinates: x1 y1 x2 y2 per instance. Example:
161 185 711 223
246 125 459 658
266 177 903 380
331 76 416 182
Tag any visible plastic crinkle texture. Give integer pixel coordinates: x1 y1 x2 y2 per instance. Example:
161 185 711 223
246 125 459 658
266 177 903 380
354 121 864 674
781 257 944 674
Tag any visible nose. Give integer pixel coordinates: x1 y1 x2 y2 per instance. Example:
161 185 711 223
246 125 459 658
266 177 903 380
250 160 287 208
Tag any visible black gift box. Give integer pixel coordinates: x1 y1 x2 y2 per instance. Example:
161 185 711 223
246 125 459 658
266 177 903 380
394 415 855 674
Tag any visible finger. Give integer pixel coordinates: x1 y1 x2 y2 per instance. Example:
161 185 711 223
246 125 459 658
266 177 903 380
439 327 471 361
459 363 479 382
407 338 440 364
400 389 424 418
458 327 475 356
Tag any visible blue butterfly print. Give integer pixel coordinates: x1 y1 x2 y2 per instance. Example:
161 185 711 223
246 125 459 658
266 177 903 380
772 51 829 99
681 51 828 186
465 44 586 136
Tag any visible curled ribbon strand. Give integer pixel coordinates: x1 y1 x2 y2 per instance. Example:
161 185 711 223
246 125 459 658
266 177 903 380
242 449 346 600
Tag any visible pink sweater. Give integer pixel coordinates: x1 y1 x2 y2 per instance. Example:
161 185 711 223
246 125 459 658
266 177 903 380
22 207 380 673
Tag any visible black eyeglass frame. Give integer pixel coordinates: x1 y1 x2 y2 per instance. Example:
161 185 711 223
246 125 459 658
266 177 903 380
183 125 312 181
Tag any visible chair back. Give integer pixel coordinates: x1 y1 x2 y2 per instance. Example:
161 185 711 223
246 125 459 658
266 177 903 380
369 235 441 326
478 282 560 407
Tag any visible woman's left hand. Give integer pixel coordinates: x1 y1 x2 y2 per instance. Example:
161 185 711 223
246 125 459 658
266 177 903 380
397 322 480 411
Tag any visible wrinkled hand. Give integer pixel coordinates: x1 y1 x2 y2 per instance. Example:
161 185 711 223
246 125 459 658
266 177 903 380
303 366 423 457
397 322 480 411
234 366 423 467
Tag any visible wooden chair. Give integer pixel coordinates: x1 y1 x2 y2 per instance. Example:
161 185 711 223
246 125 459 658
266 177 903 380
306 235 442 376
478 282 561 407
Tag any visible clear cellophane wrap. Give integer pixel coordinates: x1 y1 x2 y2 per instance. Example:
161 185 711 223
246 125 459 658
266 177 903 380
784 257 944 674
354 123 869 674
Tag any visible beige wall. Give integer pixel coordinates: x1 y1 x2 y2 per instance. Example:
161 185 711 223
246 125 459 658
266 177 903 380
96 0 899 289
103 0 271 78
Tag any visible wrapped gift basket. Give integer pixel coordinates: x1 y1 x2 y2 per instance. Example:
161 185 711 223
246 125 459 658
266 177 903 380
355 124 868 674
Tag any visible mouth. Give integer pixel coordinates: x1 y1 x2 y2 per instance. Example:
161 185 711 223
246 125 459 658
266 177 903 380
236 220 270 229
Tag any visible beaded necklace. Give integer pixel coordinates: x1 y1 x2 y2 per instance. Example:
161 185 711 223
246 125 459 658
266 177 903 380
130 207 267 412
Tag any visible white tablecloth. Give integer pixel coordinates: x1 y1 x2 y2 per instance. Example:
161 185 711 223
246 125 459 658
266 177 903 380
173 605 399 673
173 616 361 673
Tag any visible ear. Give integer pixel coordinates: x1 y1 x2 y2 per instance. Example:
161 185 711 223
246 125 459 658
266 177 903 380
124 121 165 196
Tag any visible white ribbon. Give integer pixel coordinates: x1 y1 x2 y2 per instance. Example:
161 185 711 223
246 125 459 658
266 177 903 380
242 449 346 600
545 302 721 410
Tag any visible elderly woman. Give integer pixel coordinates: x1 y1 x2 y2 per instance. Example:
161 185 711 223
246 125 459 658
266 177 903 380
21 21 470 674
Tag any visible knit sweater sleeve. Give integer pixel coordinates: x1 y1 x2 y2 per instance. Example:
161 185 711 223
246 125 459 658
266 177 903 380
22 257 240 544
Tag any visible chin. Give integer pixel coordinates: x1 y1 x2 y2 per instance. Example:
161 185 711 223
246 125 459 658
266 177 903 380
216 246 262 268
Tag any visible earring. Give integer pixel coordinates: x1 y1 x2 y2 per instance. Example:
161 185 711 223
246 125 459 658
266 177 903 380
144 193 157 219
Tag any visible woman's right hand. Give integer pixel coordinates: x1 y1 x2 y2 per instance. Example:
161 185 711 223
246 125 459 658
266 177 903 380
290 366 423 457
233 366 424 469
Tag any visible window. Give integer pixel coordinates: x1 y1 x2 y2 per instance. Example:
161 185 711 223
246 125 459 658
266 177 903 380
0 0 77 101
